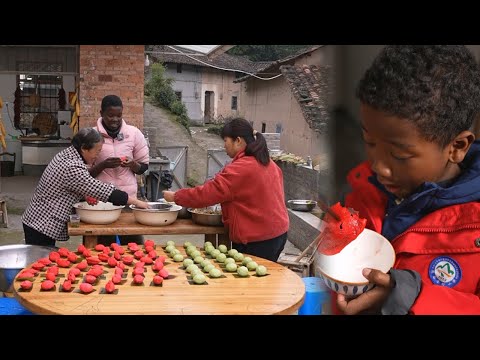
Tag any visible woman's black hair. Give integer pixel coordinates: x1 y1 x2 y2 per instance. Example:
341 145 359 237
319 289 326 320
357 45 480 147
220 117 270 165
101 94 123 112
71 127 104 151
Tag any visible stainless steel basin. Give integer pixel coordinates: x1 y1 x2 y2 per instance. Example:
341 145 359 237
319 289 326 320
0 244 56 292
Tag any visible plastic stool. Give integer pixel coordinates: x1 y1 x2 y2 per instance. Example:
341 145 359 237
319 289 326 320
0 297 34 315
298 277 330 315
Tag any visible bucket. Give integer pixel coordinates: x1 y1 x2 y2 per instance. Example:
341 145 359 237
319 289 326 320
0 297 33 315
0 152 15 177
298 277 331 315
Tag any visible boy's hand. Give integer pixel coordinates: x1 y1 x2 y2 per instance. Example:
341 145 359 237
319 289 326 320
336 268 394 315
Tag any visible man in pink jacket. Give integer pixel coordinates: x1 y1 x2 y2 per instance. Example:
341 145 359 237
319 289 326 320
89 95 150 245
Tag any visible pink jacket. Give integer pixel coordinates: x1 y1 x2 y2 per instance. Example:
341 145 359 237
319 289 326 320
94 117 149 198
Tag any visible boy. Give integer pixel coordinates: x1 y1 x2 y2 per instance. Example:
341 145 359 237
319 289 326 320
340 45 480 314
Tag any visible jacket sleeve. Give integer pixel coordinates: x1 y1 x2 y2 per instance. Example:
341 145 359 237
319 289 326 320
174 167 235 208
64 162 115 202
133 128 150 164
409 281 480 314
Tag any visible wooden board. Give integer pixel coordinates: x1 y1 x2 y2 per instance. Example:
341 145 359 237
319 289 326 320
13 246 305 315
19 136 49 142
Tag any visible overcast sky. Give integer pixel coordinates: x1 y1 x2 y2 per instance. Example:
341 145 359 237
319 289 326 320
175 45 218 54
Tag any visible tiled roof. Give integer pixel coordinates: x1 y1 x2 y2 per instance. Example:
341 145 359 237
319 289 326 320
147 45 261 74
233 45 323 83
280 64 333 134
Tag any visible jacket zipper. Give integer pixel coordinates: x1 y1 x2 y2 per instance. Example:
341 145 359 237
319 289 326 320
393 224 480 243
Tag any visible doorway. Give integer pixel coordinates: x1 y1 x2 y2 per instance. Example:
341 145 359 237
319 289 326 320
204 91 214 123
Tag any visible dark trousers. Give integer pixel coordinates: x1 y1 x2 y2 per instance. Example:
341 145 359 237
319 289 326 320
232 232 288 262
96 234 144 246
23 223 56 247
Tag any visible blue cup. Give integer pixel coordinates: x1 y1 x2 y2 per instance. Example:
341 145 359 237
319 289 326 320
298 277 330 315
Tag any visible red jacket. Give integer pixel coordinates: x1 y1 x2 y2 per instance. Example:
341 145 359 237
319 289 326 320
174 150 289 244
345 161 480 314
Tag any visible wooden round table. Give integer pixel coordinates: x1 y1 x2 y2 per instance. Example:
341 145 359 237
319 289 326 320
13 246 305 315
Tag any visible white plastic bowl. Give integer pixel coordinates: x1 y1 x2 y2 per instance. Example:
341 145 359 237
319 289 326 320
130 203 182 226
73 201 124 225
317 228 396 296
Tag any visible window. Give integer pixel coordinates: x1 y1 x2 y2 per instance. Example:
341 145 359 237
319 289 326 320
231 96 238 110
15 73 63 130
17 74 62 112
261 122 266 133
234 72 243 79
177 64 183 73
175 91 182 101
276 123 282 133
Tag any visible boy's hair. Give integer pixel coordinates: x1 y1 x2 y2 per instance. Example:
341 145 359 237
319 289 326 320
356 45 480 147
101 95 123 112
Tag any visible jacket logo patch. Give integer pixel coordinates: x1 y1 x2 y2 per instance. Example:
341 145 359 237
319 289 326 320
429 256 462 288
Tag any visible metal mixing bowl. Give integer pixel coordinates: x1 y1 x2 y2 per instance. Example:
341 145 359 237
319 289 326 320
156 199 191 219
130 203 182 226
188 208 223 226
287 200 317 212
0 244 57 292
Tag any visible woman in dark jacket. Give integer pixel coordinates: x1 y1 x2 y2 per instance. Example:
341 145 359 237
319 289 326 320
22 127 149 247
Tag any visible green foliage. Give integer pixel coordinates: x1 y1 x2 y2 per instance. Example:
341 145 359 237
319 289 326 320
171 100 187 116
228 45 309 61
145 63 190 131
206 124 223 136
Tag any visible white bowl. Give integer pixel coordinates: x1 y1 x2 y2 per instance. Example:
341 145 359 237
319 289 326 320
73 201 124 225
130 203 182 226
317 228 395 296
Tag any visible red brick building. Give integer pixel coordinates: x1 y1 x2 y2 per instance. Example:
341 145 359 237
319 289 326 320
79 45 145 129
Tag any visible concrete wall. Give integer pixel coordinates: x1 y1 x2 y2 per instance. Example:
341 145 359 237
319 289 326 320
164 63 203 123
240 76 291 134
201 68 242 122
79 45 144 129
0 74 22 138
334 45 384 121
282 98 330 159
275 160 333 205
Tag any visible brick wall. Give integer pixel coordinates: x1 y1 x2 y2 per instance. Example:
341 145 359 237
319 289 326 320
79 45 145 129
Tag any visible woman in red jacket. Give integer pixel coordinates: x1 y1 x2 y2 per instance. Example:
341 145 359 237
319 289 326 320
163 118 289 262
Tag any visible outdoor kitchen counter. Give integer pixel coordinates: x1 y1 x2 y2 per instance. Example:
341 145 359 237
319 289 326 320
13 246 305 315
68 213 228 248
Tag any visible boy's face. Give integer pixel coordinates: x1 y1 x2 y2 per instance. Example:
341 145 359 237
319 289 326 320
360 104 464 199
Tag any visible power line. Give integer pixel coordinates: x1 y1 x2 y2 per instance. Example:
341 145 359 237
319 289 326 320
146 45 283 81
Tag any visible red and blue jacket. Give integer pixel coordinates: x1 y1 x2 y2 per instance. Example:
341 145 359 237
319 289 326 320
345 141 480 314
